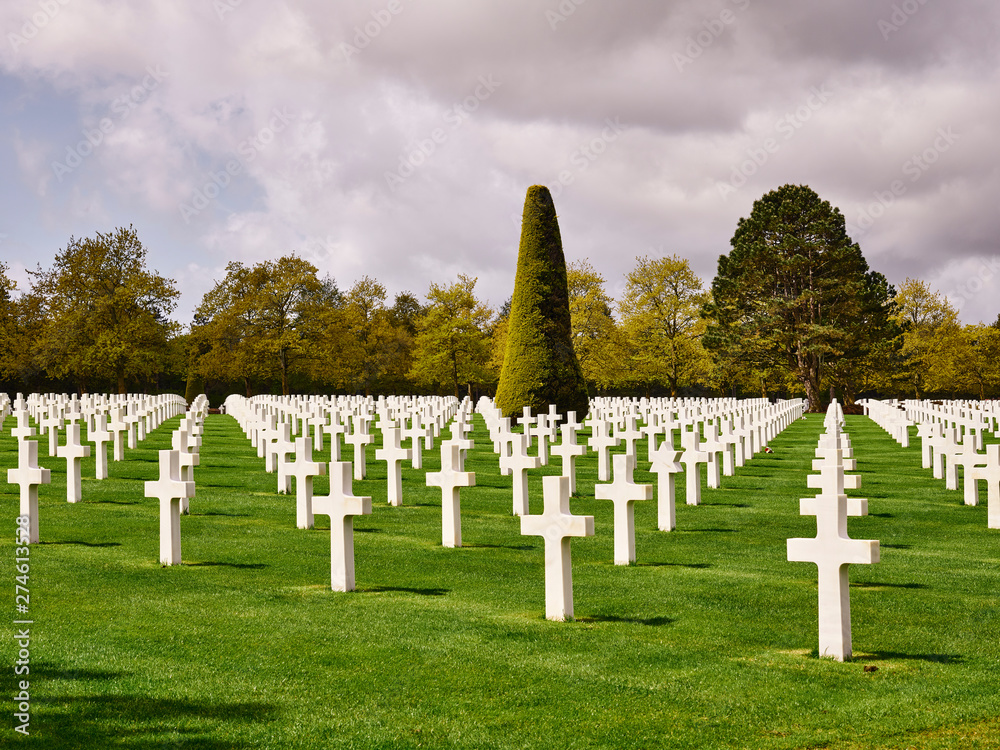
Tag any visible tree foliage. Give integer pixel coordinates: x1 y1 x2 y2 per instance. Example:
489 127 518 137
704 185 893 411
619 255 711 397
566 260 627 392
30 226 179 393
410 275 494 398
495 185 589 418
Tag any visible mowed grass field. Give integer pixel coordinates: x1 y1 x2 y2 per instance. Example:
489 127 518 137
0 408 998 749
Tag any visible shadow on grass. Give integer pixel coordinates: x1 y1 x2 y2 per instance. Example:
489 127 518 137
638 561 711 569
87 499 139 505
358 585 449 597
882 543 912 549
687 528 737 534
851 581 928 590
578 614 674 627
864 651 963 664
33 664 124 681
192 511 249 518
464 543 536 551
44 540 121 548
869 512 894 518
187 561 268 570
28 691 278 750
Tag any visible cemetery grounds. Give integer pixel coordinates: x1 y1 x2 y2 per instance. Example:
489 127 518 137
1 405 998 749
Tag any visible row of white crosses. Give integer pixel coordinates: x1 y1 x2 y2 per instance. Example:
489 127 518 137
218 394 805 617
475 396 806 619
144 396 207 565
862 398 1000 529
222 394 472 588
5 392 188 545
479 396 804 519
787 401 879 661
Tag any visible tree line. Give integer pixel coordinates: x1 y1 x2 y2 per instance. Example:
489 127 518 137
2 186 997 410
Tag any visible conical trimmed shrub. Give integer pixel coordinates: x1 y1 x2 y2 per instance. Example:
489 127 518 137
495 185 589 419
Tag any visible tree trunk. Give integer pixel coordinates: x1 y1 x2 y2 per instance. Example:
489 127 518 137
117 372 126 395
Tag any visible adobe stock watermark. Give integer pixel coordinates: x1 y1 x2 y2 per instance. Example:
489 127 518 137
547 0 588 30
50 65 169 183
947 257 1000 313
178 107 295 223
383 75 501 192
508 117 627 225
548 117 627 199
8 0 71 52
339 0 405 60
716 85 833 199
674 0 751 72
878 0 931 41
848 126 958 237
213 0 244 21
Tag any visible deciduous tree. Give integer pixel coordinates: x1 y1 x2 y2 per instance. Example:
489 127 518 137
30 227 179 393
619 255 710 396
566 260 627 392
410 274 493 398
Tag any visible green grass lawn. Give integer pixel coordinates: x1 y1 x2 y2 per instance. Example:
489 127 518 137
1 410 998 749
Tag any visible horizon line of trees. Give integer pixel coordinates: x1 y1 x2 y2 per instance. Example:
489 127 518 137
3 187 999 409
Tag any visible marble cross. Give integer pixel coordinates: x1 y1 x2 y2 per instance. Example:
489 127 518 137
289 436 326 529
787 431 878 661
145 449 195 566
520 475 594 621
57 422 91 503
649 442 684 532
375 426 411 507
550 424 587 495
680 428 711 506
89 414 112 480
426 441 475 548
595 453 653 565
588 420 619 483
7 438 50 544
345 416 374 480
313 461 372 591
500 432 540 516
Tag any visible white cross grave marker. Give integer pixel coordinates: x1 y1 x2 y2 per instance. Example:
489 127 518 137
346 416 374 480
7 439 50 544
313 461 372 591
968 443 1000 529
500 432 540 516
289 436 326 529
595 453 653 565
680 428 711 506
375 426 411 507
90 414 112 480
650 442 684 532
520 475 594 621
57 422 91 503
551 424 587 495
171 427 200 515
588 420 619 483
145 449 194 566
426 441 475 548
787 430 878 661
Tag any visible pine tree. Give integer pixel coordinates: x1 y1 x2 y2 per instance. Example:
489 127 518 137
495 185 589 418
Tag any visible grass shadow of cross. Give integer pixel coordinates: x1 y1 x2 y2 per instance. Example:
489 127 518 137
358 585 449 596
577 614 675 627
187 561 268 570
863 651 963 664
20 689 279 750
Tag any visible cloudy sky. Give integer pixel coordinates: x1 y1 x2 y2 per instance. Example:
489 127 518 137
1 0 998 326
